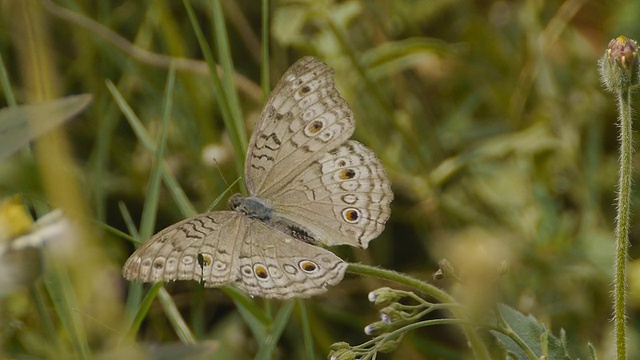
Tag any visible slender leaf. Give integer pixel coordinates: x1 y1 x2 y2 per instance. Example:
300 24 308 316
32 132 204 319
106 80 197 217
182 0 247 193
210 0 246 151
298 300 315 360
139 66 176 240
0 94 92 161
255 301 295 360
44 256 91 359
261 0 270 100
125 282 163 340
0 52 16 106
159 287 197 344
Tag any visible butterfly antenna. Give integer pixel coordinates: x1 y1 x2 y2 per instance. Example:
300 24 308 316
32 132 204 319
211 158 229 187
206 161 243 212
210 157 243 192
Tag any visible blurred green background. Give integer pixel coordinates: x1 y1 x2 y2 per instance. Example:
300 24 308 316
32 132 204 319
1 0 639 359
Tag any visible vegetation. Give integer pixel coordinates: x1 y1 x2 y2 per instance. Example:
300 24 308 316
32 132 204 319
1 0 639 359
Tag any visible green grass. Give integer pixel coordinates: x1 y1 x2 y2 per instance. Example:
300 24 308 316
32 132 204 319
1 0 639 359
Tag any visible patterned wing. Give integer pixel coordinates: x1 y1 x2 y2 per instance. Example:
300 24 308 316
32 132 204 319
122 211 347 299
232 217 347 299
245 57 355 196
122 212 240 286
269 140 393 248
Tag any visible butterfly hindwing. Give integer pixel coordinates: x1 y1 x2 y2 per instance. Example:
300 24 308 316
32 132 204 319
232 217 347 299
269 140 393 248
122 212 238 285
122 212 347 299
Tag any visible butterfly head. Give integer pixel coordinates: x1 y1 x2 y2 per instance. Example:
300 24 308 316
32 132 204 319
228 193 244 210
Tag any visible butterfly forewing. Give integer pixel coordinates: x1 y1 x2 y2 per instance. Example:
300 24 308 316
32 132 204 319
244 57 355 196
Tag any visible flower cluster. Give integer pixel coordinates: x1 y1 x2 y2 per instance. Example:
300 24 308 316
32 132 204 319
328 287 450 360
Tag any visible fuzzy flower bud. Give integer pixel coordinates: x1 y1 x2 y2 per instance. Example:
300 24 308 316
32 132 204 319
368 287 404 306
328 342 354 360
364 321 390 336
599 36 640 92
436 258 458 280
328 349 355 360
379 304 404 324
329 342 351 351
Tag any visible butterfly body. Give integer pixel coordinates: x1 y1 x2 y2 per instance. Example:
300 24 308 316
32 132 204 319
230 193 321 244
228 194 274 221
123 57 392 299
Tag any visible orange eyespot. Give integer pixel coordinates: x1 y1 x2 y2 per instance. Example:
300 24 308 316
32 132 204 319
198 254 212 267
339 169 356 180
299 260 318 273
254 264 269 279
307 120 323 134
342 208 360 223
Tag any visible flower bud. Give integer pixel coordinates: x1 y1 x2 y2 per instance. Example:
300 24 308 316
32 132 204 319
328 348 355 360
364 321 390 336
368 287 404 306
433 268 444 280
329 342 350 351
379 304 404 324
436 258 458 280
599 36 640 92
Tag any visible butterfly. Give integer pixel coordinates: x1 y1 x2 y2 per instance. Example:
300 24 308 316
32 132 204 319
122 57 393 299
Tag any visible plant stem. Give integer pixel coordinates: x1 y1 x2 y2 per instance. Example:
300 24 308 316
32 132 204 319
348 263 491 360
614 88 632 360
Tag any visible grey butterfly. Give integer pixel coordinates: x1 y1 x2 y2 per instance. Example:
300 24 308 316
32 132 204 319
122 57 393 299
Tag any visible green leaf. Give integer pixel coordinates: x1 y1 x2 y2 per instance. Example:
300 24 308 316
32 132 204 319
222 287 270 341
491 304 571 360
106 80 197 217
0 94 92 161
255 301 295 360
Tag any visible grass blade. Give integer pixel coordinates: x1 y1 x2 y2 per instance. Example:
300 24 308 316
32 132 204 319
222 287 270 341
255 301 295 360
125 282 163 341
0 94 92 161
44 256 91 359
139 66 176 239
261 0 270 99
105 79 197 217
0 52 17 106
298 300 315 360
210 0 246 151
159 287 197 344
182 0 247 192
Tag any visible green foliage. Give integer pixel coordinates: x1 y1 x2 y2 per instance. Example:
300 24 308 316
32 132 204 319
0 94 92 161
0 0 638 359
491 304 571 360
